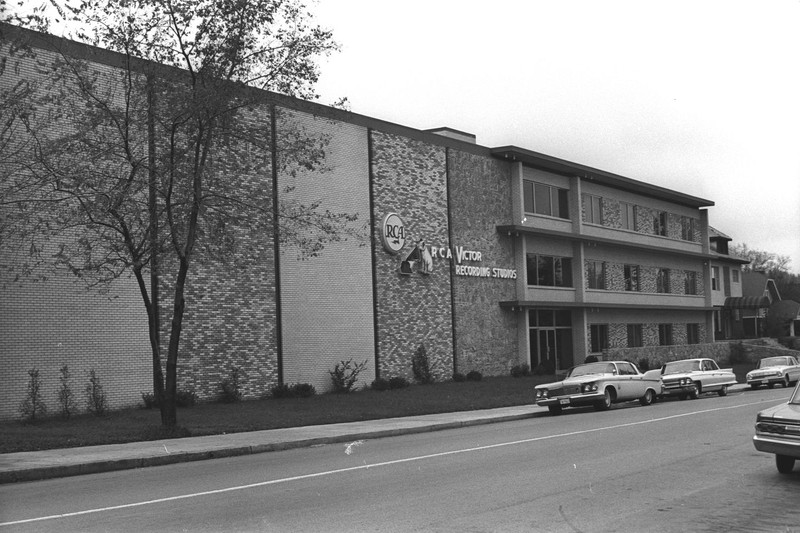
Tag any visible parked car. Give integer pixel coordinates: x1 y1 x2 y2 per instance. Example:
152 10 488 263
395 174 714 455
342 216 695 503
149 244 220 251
753 381 800 473
534 361 661 415
659 358 737 400
746 356 800 390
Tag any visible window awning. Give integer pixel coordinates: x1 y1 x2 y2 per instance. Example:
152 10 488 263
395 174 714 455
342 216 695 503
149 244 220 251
723 296 771 309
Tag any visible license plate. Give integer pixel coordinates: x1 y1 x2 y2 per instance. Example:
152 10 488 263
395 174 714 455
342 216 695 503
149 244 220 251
559 399 570 406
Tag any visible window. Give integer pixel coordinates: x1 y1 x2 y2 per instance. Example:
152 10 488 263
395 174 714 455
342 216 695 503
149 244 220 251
621 202 637 231
687 324 700 344
659 324 673 345
583 194 603 225
656 268 671 293
627 324 643 348
526 254 573 287
653 211 668 236
590 324 609 353
711 266 720 291
680 217 696 241
618 362 637 375
523 180 569 219
587 261 606 289
684 271 698 295
732 269 739 283
624 265 640 292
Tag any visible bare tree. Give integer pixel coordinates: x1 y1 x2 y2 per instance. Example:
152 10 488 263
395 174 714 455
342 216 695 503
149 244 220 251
1 1 362 427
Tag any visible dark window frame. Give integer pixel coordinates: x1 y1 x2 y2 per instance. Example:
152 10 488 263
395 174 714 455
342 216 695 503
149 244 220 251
523 180 570 219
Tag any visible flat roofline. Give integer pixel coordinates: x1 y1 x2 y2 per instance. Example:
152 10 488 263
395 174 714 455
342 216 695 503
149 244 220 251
491 145 714 209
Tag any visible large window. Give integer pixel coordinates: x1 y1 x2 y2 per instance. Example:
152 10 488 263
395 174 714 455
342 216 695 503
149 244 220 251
659 324 673 346
681 217 696 241
656 268 671 293
526 254 573 287
653 211 668 236
621 202 637 231
590 324 609 353
687 324 700 344
624 264 640 292
627 324 643 347
684 271 698 295
523 180 569 219
583 194 603 225
587 261 606 289
711 266 720 291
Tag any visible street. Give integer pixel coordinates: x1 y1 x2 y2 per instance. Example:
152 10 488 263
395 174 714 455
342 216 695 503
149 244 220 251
1 386 799 532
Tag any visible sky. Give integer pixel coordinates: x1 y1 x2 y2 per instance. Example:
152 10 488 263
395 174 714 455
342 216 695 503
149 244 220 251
311 0 800 273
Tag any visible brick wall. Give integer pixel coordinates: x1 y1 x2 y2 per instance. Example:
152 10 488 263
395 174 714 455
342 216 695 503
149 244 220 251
370 130 454 381
448 149 518 375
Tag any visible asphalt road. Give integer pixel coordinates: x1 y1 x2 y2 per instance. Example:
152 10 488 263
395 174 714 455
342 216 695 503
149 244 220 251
2 387 799 532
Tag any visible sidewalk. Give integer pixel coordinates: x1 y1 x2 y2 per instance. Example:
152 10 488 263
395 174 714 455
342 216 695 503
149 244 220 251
0 404 543 484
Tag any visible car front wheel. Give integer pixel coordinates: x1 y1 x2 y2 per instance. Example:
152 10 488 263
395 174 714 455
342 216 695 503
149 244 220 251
785 376 791 388
718 385 728 397
548 405 562 416
776 454 795 474
594 388 612 411
689 383 700 399
750 383 761 390
639 389 655 406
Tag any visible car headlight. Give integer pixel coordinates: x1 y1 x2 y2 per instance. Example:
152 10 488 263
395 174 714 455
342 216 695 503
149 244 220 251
536 389 546 399
582 382 598 393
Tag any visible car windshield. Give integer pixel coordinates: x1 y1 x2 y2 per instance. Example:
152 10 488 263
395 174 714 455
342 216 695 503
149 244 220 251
760 357 790 368
663 360 700 374
791 383 800 405
568 362 616 377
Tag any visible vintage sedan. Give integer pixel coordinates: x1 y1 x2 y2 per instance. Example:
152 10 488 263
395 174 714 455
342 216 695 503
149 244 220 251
746 356 800 390
534 361 661 415
659 358 737 399
753 381 800 473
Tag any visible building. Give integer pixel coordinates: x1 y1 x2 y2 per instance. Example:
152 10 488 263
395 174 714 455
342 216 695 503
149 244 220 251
0 24 737 419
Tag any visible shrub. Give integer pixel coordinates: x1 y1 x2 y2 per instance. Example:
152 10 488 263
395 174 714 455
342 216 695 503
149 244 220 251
175 388 198 407
57 365 78 419
85 369 108 416
533 360 555 375
466 370 483 382
510 364 530 378
412 344 434 384
19 368 47 422
584 355 599 363
291 383 316 398
388 376 410 389
270 382 316 399
453 372 466 382
219 367 243 403
636 358 651 372
141 392 158 409
371 378 391 391
329 359 368 393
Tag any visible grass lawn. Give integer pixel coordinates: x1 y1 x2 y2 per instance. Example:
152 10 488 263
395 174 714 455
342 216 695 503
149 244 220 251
1 375 550 454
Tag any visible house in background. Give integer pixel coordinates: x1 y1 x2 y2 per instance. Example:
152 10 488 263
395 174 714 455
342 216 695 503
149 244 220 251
741 270 800 338
708 227 750 339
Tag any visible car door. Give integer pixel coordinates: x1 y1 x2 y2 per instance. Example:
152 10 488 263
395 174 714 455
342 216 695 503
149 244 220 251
702 359 721 387
618 362 646 399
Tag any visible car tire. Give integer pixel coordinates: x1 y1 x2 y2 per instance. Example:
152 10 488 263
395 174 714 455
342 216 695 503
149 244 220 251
689 383 700 399
639 389 655 406
718 385 728 397
768 382 776 389
776 454 795 474
750 384 760 390
594 388 612 411
785 376 791 388
548 405 562 415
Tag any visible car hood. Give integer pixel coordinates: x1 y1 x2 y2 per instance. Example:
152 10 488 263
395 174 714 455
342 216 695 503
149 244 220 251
758 402 800 422
748 366 793 374
535 374 611 389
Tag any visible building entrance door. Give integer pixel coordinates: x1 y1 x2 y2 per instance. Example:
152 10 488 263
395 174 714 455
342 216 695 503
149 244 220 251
529 310 573 374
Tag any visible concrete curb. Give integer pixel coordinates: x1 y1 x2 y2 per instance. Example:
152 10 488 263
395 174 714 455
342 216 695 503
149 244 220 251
0 410 539 484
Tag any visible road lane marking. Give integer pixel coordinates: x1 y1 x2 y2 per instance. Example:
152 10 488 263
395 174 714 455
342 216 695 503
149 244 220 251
0 398 777 527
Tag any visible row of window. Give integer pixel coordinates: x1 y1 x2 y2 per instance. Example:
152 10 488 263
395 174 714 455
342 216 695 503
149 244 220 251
589 323 701 352
527 254 701 295
522 179 698 242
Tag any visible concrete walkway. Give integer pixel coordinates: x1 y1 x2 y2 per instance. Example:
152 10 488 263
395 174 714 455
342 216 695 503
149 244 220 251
0 404 543 484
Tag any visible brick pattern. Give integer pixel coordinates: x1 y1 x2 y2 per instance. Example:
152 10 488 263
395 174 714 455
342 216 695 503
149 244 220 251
448 150 518 375
595 262 705 295
277 110 375 392
584 195 700 243
370 131 453 381
157 105 279 401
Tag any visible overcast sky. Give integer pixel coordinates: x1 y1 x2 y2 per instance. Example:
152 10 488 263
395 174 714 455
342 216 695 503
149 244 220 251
312 0 800 273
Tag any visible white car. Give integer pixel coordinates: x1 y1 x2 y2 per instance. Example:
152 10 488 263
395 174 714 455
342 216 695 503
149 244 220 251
534 361 662 415
659 358 738 399
746 356 800 390
754 381 800 473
